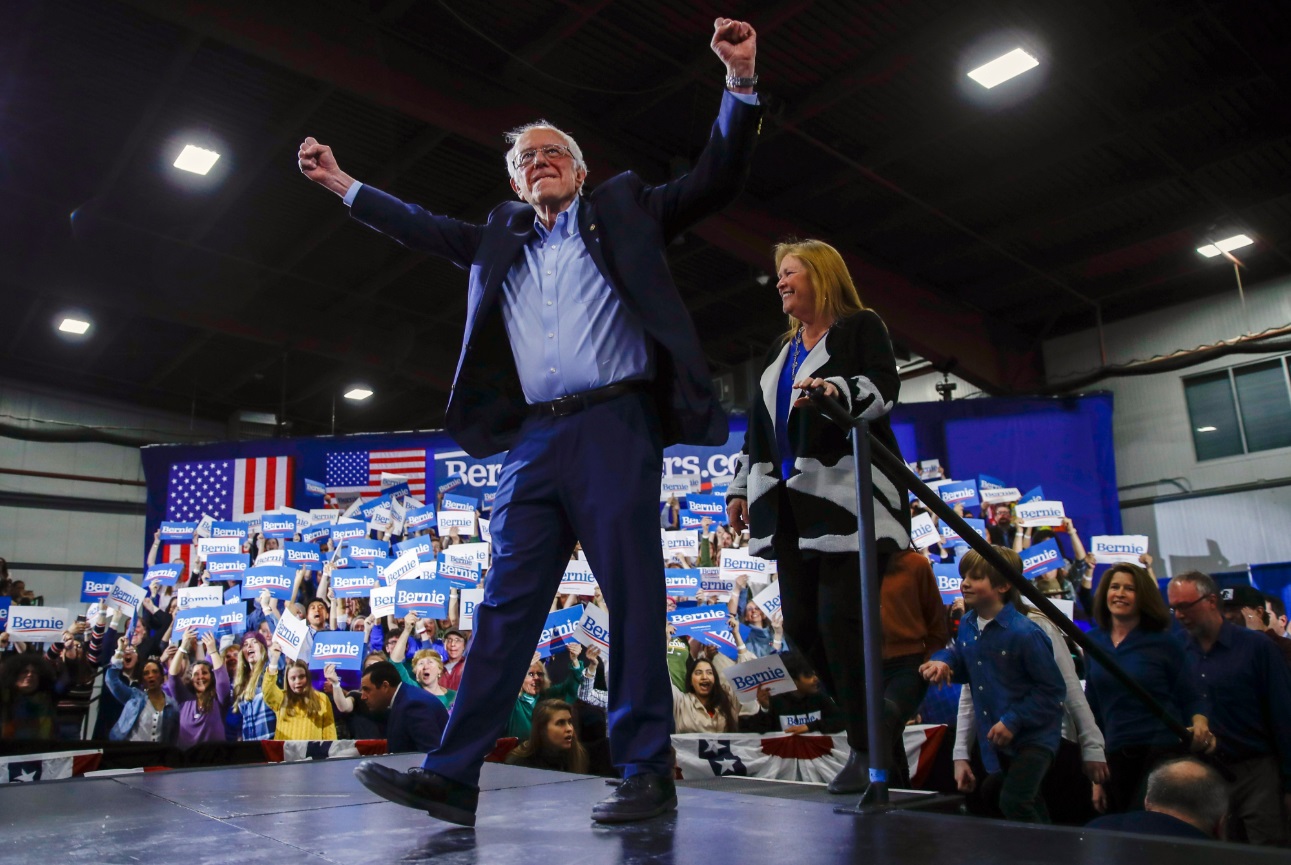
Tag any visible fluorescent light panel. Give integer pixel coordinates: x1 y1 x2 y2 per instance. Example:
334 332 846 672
344 388 373 401
1196 234 1254 258
1196 426 1217 433
58 317 91 335
174 144 221 175
968 48 1039 88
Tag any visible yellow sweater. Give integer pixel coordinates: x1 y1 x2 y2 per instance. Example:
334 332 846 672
262 671 337 741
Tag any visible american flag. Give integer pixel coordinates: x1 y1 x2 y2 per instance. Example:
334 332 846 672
163 457 294 566
326 449 425 497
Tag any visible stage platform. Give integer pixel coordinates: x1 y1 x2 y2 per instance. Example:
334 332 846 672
0 752 1280 864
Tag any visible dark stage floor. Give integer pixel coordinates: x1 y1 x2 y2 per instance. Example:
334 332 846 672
0 754 1279 864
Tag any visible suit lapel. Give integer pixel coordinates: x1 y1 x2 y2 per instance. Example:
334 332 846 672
577 196 633 308
472 205 533 342
760 341 790 424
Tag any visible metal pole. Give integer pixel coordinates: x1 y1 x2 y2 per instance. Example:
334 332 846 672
851 420 889 808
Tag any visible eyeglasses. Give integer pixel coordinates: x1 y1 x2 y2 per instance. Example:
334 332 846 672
1169 594 1215 615
513 144 573 170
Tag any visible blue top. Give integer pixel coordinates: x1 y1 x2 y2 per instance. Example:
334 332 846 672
1182 621 1291 790
931 603 1066 757
774 332 801 480
1084 626 1205 752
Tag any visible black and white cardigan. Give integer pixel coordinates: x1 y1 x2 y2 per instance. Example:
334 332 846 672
727 310 911 558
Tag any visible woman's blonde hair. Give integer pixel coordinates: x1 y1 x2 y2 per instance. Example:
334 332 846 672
774 239 865 343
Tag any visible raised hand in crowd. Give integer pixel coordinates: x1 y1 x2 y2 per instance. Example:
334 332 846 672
201 632 224 669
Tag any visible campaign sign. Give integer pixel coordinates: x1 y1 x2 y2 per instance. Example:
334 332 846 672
178 586 223 611
441 493 478 512
0 598 10 633
537 604 584 658
106 578 146 617
404 505 436 533
684 494 726 521
434 449 504 511
1090 535 1150 565
196 537 240 560
479 517 492 543
271 611 313 662
210 521 249 541
205 554 249 581
437 475 464 495
664 569 701 599
436 559 481 589
254 549 285 567
932 564 962 604
172 608 218 641
1020 485 1045 504
1015 500 1066 527
459 588 484 630
195 514 215 537
662 530 699 558
1021 539 1064 578
395 536 433 558
301 522 332 544
678 511 707 530
240 566 295 600
369 505 394 533
940 518 986 549
697 628 739 661
937 479 980 509
718 549 777 581
283 542 321 568
81 572 130 603
309 631 364 672
142 562 186 588
667 604 728 637
223 585 241 604
447 541 490 569
345 538 390 561
329 520 368 543
331 568 380 598
380 549 421 585
355 494 392 523
1049 598 1075 621
159 521 199 542
382 481 412 502
722 654 796 698
214 602 246 637
751 581 784 625
660 473 701 501
3 606 69 643
980 486 1022 505
305 477 327 497
574 603 611 656
978 475 1007 491
699 568 734 601
369 585 396 618
394 579 450 619
437 509 477 535
261 512 298 539
558 561 598 595
910 512 939 550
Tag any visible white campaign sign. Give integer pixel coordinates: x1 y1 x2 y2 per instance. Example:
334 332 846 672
1048 598 1075 621
1090 535 1151 565
660 474 702 501
719 549 777 583
380 549 420 584
478 518 491 543
1015 500 1066 527
196 537 240 560
751 581 784 626
979 487 1022 505
721 654 796 698
3 606 70 643
558 560 598 595
255 549 285 567
574 603 611 656
447 541 490 569
178 586 223 611
459 588 484 631
106 577 146 617
369 586 396 618
699 567 733 601
662 530 699 559
437 510 477 535
909 512 938 549
272 611 313 662
369 505 393 533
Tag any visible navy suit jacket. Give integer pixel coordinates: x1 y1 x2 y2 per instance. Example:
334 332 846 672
386 683 449 754
350 92 765 457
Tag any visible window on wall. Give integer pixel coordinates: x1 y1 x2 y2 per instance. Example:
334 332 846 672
1184 356 1291 461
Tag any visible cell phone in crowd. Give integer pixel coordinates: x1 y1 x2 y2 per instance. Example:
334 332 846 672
75 616 87 624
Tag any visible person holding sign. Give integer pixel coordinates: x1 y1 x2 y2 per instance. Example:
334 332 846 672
726 239 910 786
508 650 586 741
672 655 743 734
105 645 177 744
165 631 232 749
262 644 337 741
231 632 278 741
304 17 763 826
742 651 845 735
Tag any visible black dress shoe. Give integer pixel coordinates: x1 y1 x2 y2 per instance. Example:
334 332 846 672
591 773 677 823
354 761 479 827
828 749 868 795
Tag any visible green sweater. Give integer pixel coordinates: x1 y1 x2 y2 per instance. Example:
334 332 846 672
506 662 584 740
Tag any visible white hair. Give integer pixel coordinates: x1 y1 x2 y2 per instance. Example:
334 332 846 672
503 119 588 191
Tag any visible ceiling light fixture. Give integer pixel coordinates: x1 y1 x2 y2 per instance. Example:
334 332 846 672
1196 234 1254 258
968 48 1039 89
58 317 91 335
343 387 374 401
174 144 221 175
1195 426 1217 433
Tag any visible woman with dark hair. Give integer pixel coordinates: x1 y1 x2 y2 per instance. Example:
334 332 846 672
165 631 232 748
105 644 177 744
1085 563 1213 814
505 699 592 775
726 238 910 785
672 656 740 734
0 653 60 740
262 645 336 740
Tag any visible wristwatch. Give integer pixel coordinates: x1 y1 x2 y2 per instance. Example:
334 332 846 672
725 73 758 90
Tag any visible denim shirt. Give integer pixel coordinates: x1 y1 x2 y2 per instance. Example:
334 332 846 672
932 603 1066 757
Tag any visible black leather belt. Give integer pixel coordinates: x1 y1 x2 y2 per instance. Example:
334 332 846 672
529 381 650 418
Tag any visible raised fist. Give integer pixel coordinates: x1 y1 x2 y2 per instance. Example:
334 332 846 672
297 137 354 198
710 18 756 79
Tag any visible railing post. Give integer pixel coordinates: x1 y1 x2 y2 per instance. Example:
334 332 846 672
851 419 890 808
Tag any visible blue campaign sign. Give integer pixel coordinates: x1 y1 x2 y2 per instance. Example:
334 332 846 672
159 521 198 542
394 579 450 619
940 518 986 549
404 505 436 533
344 538 389 561
441 492 479 512
283 542 321 568
0 597 10 631
664 568 701 598
172 608 218 640
210 520 249 541
698 628 739 661
937 479 980 509
932 564 962 604
204 554 249 581
537 604 584 658
301 522 332 544
142 562 183 587
667 604 729 637
358 494 394 522
395 536 432 558
82 572 130 603
978 475 1007 491
434 450 504 511
1020 485 1045 504
261 512 298 539
382 481 411 500
436 559 481 589
213 602 246 637
305 478 327 497
1021 539 1064 578
309 631 365 671
240 565 296 599
331 568 380 598
683 494 726 523
329 520 367 543
223 586 241 604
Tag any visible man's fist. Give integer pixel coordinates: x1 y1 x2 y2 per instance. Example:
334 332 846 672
711 18 756 80
297 137 354 198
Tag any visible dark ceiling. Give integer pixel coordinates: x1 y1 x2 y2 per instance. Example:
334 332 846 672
4 0 1290 435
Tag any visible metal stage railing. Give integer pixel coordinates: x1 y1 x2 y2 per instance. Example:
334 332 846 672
803 387 1193 813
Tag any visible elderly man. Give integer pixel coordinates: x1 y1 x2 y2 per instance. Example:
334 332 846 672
298 18 762 826
1088 758 1229 840
1168 571 1291 845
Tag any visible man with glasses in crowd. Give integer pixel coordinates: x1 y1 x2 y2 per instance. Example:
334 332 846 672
296 18 763 826
1167 571 1291 845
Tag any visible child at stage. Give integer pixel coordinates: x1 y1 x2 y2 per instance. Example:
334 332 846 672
919 546 1066 823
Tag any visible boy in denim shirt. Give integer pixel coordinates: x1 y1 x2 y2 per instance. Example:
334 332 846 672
921 546 1066 822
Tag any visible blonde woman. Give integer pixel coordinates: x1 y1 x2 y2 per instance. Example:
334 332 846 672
262 645 336 740
231 631 276 740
